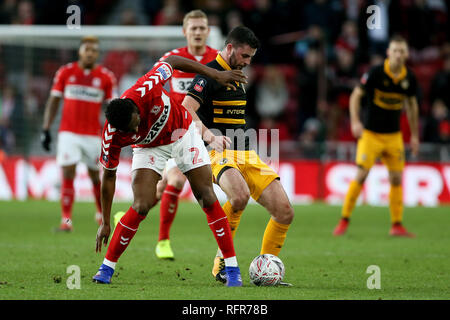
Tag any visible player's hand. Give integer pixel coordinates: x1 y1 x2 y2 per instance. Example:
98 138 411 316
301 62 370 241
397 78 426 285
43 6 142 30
212 135 231 152
41 129 51 152
95 223 111 253
204 130 231 152
351 121 364 139
215 70 247 91
410 136 419 157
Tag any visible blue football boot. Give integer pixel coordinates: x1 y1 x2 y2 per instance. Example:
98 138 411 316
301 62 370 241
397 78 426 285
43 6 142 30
92 264 114 284
225 266 242 287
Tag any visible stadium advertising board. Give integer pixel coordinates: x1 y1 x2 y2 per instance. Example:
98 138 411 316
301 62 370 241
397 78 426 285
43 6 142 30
1 157 450 206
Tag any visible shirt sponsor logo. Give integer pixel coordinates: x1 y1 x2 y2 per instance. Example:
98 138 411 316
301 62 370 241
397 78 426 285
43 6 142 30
373 89 405 110
141 104 170 144
64 84 104 103
140 92 171 145
226 109 245 115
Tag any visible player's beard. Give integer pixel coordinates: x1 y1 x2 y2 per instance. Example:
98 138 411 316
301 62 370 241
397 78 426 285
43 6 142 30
230 51 244 70
83 62 95 69
80 57 96 69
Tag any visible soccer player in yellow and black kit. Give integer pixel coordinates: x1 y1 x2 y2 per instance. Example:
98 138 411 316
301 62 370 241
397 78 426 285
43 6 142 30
333 36 419 237
183 26 294 283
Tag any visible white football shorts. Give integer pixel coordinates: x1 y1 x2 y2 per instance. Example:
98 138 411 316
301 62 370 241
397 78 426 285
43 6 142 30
56 131 101 169
131 121 210 176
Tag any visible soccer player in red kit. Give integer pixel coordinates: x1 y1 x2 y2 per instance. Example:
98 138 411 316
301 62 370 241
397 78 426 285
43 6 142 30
41 35 117 231
92 55 247 286
153 10 218 260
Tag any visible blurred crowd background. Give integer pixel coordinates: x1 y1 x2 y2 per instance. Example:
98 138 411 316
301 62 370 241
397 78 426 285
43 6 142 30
0 0 449 161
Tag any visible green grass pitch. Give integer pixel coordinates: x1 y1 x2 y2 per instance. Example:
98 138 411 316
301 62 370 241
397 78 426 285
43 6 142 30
0 200 449 300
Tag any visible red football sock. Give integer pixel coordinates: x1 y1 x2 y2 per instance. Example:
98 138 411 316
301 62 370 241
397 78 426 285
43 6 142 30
105 206 146 262
203 200 236 259
61 178 74 222
92 181 102 213
158 184 182 241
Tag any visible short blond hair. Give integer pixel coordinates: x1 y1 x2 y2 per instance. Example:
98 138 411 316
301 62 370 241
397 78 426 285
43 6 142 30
389 35 408 46
183 9 208 28
80 35 99 46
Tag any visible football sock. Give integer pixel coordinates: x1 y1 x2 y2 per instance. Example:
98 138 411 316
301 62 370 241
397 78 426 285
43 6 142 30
92 181 102 213
224 256 238 267
341 180 363 219
102 258 116 270
105 206 146 262
203 200 236 260
260 218 290 256
222 200 243 238
389 185 403 224
158 184 182 241
61 177 74 222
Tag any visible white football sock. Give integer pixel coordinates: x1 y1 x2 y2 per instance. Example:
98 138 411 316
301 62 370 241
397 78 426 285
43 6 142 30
103 258 116 270
224 256 238 267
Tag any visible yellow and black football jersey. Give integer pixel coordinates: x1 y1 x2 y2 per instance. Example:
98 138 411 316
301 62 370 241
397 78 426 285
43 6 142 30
360 59 418 133
186 54 249 150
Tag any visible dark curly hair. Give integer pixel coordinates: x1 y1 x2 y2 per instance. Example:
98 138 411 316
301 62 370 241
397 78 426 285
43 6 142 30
105 98 137 131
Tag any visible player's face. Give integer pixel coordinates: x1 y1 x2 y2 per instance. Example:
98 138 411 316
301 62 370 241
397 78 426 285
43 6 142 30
387 41 409 68
184 18 209 48
229 44 256 70
126 112 140 133
79 42 99 68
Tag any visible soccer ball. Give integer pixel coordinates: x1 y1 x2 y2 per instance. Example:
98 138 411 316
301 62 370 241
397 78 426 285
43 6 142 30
249 254 285 286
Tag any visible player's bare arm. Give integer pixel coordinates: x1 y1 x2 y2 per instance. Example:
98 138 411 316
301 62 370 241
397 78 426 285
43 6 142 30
349 86 365 139
405 96 420 156
41 95 62 151
42 95 61 130
182 95 231 152
96 168 116 252
163 55 247 90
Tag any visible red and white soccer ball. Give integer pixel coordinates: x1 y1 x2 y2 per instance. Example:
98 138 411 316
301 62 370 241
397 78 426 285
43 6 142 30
249 254 285 286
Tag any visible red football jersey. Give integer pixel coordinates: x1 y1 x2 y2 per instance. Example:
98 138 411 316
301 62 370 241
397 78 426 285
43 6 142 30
51 62 117 136
158 46 218 105
100 61 193 170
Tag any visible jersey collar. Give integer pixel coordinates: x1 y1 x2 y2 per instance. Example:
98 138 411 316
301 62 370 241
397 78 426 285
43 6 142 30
384 59 407 84
215 53 242 87
216 53 231 71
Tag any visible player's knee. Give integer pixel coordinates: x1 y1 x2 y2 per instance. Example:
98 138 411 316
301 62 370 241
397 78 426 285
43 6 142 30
155 181 166 200
167 168 186 189
273 202 294 225
192 185 217 207
132 200 154 216
356 167 370 184
230 192 250 211
62 167 76 180
389 174 402 186
167 176 186 190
